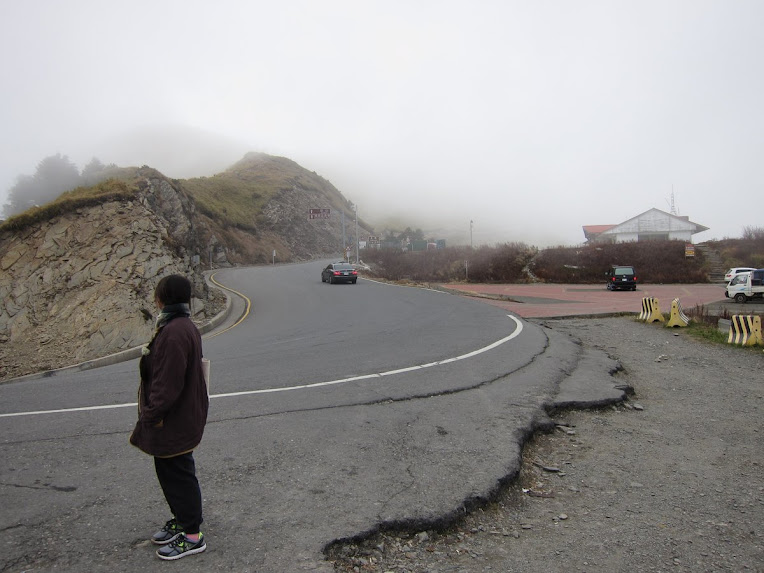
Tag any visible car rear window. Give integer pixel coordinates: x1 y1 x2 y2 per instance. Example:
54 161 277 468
614 267 634 276
334 264 354 270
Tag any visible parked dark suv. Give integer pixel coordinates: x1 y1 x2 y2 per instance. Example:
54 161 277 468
605 265 637 291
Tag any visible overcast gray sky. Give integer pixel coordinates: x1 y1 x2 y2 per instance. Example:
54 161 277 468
1 0 762 247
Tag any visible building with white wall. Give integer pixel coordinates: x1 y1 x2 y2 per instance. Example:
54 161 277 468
583 208 708 244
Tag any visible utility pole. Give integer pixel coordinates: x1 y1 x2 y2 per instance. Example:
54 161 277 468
341 211 346 260
354 205 359 263
467 219 473 281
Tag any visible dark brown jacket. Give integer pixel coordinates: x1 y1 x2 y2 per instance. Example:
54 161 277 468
129 316 208 457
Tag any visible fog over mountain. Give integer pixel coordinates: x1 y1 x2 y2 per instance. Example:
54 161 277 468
2 1 762 247
85 125 253 181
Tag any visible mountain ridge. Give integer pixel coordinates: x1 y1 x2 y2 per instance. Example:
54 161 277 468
0 153 372 381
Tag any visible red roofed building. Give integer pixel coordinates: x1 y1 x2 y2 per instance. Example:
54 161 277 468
582 224 616 242
583 209 708 244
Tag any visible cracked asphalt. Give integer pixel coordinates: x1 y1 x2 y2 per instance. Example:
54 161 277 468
2 272 724 572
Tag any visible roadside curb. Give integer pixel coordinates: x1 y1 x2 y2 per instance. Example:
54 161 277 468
434 284 522 303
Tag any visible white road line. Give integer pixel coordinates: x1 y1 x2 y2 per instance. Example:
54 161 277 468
0 315 523 418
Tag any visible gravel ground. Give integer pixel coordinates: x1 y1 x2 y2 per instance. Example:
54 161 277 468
328 316 764 572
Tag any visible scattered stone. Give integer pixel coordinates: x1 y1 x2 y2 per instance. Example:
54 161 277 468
533 460 561 472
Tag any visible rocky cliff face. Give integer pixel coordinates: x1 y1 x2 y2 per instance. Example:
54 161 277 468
0 155 371 381
0 173 224 381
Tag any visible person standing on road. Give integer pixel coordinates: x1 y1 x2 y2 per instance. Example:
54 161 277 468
129 274 209 561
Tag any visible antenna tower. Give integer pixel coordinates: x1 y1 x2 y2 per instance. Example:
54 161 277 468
667 186 678 215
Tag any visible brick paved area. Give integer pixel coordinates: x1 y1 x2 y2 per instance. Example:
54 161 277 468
438 283 739 319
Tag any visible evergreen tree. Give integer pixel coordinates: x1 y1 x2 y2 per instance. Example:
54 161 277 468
81 157 105 185
2 174 40 217
1 153 81 217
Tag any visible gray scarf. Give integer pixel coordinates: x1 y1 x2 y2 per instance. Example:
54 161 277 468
154 303 191 330
142 303 191 357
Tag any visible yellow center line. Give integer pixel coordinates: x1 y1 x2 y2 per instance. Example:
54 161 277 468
204 272 252 339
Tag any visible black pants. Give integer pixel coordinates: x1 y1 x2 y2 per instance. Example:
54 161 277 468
154 452 203 534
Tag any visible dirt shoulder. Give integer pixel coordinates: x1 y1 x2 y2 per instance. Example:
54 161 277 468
329 316 764 572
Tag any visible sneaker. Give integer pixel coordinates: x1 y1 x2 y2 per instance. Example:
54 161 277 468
156 533 206 560
151 518 183 545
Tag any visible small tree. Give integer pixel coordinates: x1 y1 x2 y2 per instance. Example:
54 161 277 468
742 226 764 240
2 174 40 217
34 153 81 197
81 157 106 185
1 153 82 217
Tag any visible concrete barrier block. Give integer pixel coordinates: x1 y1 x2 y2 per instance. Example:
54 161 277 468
666 298 690 328
728 315 763 346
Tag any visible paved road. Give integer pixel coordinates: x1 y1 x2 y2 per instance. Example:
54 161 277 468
0 265 639 572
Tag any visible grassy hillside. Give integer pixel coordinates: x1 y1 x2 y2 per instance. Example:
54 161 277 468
0 173 142 232
183 152 354 232
0 152 357 235
0 153 367 263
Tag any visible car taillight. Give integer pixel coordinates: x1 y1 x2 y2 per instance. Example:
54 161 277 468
352 270 357 275
333 271 341 275
634 276 637 281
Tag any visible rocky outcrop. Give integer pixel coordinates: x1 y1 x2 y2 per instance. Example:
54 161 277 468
0 175 224 381
261 184 364 259
0 154 372 381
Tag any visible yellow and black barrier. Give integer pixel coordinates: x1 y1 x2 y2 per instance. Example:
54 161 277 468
639 297 665 323
727 315 763 346
666 298 690 328
638 297 651 320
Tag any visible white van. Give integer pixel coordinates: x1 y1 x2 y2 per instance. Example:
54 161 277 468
726 269 764 303
724 267 756 282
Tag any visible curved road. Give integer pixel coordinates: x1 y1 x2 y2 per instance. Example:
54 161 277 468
203 262 531 414
0 261 622 573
